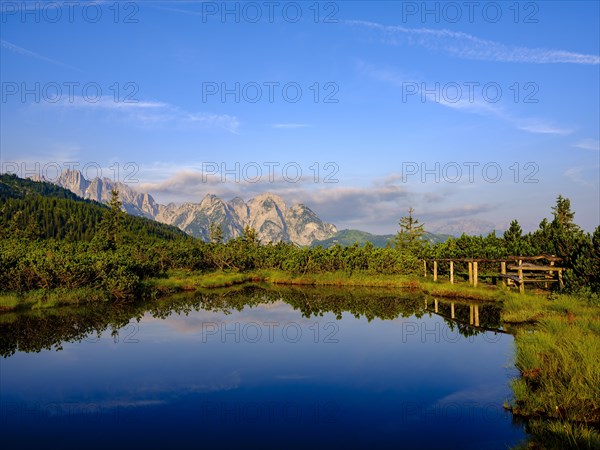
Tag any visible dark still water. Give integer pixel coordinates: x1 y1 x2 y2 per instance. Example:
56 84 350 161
0 285 526 450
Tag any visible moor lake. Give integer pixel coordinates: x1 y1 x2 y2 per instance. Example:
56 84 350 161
0 285 527 449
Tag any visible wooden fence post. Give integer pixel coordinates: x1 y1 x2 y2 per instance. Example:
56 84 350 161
558 269 564 290
473 261 478 287
501 261 506 286
518 263 524 294
423 260 427 278
449 261 454 284
468 262 473 285
547 260 554 289
433 260 438 282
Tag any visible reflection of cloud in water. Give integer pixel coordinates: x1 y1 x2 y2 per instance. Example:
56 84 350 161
142 301 325 337
90 370 243 411
274 374 314 381
434 383 506 406
93 399 167 409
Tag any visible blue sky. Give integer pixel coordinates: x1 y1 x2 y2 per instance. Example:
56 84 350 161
1 1 599 234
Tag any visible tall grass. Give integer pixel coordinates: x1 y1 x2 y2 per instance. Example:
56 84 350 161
0 293 21 310
510 315 600 423
505 292 600 449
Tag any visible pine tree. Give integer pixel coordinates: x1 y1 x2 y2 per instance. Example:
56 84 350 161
394 207 426 255
549 195 584 258
95 189 123 251
242 226 259 245
551 195 579 232
209 222 224 244
503 219 523 255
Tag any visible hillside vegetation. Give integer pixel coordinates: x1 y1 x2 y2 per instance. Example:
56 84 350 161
1 175 598 303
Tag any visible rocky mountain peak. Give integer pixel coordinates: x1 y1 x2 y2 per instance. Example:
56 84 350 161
247 192 287 211
199 193 224 208
46 170 337 245
55 169 90 195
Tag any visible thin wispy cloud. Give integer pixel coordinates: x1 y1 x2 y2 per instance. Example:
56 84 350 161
564 167 595 187
516 120 573 136
363 64 574 135
348 20 600 65
53 97 168 110
572 138 600 151
146 4 203 17
42 96 240 133
361 63 497 114
138 167 329 200
1 39 80 71
272 123 311 129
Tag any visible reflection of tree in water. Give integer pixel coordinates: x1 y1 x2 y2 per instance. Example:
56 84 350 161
0 303 144 357
0 286 504 357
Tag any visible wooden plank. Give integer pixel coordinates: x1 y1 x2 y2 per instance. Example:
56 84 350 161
508 255 563 262
508 265 564 271
432 256 562 263
498 274 521 283
521 279 559 284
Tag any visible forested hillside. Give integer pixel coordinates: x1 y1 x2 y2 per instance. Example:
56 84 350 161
0 174 187 242
1 175 598 302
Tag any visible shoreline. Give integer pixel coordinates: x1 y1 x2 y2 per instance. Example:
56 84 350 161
1 269 528 313
2 269 598 445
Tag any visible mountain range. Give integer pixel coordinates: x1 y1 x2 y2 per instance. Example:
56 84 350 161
36 170 482 246
45 170 337 245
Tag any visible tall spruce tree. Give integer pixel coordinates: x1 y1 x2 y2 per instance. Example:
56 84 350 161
94 189 123 251
503 219 523 255
394 207 426 256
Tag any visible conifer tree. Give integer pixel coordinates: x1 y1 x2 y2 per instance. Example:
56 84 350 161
394 207 426 255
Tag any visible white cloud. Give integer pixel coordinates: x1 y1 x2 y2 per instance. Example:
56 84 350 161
1 39 80 71
572 138 600 151
347 20 600 65
362 64 574 135
515 120 574 136
564 166 596 187
54 97 169 110
41 96 240 133
271 123 311 129
136 168 499 233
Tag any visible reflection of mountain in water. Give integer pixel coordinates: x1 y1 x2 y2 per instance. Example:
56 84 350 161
0 286 503 357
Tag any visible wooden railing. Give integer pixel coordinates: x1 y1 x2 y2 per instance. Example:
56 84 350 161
423 255 563 294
